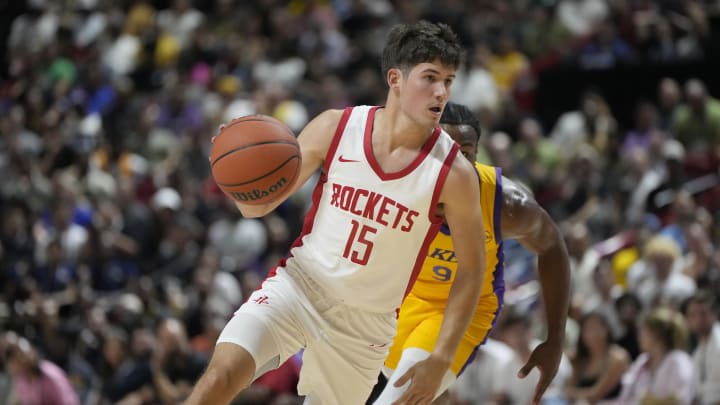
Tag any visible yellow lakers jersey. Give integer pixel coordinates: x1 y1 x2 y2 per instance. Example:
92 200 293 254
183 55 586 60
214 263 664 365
410 162 504 303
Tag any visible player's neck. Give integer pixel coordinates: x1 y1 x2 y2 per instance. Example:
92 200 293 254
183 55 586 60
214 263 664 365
374 105 435 151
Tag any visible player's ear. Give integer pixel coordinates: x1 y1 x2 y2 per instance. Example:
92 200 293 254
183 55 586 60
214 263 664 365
387 68 402 90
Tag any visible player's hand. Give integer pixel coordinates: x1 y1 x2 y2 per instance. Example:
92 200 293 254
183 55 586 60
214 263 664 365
391 354 449 405
208 123 225 161
517 339 563 405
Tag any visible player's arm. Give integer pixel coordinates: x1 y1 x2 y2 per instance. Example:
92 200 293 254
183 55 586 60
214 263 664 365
500 176 570 403
393 156 486 403
433 158 486 366
233 109 343 218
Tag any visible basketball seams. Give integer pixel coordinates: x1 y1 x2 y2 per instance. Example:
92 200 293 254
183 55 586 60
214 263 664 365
210 115 300 205
215 155 300 187
210 140 300 167
222 116 296 139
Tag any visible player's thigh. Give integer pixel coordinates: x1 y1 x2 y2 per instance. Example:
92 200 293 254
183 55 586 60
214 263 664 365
386 295 440 372
454 300 499 374
402 315 485 376
218 270 306 380
301 341 390 404
403 312 444 354
299 308 397 404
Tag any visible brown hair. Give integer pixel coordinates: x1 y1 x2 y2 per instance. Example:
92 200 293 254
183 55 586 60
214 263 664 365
381 20 464 77
642 308 688 351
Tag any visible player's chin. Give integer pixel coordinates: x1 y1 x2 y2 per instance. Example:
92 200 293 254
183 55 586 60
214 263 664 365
423 111 442 126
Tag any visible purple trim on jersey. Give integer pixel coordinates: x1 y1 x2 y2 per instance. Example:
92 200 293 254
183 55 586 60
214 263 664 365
364 106 443 181
490 168 505 333
489 167 505 337
492 167 503 242
458 168 505 377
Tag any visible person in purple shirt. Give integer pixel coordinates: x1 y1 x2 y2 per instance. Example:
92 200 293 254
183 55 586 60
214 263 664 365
2 332 80 405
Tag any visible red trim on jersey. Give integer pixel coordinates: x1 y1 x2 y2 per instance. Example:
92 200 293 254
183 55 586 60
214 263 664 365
428 143 460 223
403 222 442 298
402 142 459 300
278 107 352 267
324 107 353 174
363 106 442 181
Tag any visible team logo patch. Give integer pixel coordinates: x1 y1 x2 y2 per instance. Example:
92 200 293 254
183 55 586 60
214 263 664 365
253 295 270 305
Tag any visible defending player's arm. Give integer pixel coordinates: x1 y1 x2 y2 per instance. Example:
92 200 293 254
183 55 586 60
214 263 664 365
393 156 486 403
233 110 343 218
500 176 571 404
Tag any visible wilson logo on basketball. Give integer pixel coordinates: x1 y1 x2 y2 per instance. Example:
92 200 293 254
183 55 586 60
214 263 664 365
231 177 288 202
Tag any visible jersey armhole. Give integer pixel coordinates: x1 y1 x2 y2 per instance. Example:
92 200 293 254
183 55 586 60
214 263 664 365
428 142 460 223
322 107 353 175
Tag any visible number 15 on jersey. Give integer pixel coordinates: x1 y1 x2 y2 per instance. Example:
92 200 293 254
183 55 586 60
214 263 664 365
342 219 377 265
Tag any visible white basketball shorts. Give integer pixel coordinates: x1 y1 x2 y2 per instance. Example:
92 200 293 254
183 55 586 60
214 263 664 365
217 266 397 404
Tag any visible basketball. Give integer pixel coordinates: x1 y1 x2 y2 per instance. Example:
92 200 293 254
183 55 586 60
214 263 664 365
210 115 301 205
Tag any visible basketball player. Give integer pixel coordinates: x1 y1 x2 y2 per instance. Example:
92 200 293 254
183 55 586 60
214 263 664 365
186 21 488 405
372 103 570 405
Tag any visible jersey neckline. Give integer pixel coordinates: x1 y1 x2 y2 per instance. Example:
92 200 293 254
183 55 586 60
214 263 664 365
363 106 442 181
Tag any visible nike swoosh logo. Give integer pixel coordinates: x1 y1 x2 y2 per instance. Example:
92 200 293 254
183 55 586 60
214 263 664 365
338 155 360 163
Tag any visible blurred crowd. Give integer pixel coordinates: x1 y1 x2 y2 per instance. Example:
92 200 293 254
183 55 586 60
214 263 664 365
0 0 719 404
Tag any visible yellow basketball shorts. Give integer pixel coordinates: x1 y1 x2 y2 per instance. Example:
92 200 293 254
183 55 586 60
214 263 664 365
385 292 500 375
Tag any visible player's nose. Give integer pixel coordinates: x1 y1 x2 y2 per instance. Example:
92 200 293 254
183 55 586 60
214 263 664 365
433 82 448 101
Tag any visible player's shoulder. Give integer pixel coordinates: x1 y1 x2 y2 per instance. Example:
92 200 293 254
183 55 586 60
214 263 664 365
294 109 349 163
448 149 476 175
439 155 479 204
298 109 346 146
473 161 500 184
307 109 346 132
501 176 534 204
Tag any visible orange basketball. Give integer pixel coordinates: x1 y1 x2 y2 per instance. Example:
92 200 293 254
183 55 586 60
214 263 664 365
210 115 301 205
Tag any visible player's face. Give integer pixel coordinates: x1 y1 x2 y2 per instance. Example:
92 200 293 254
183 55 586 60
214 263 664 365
442 123 479 162
394 60 456 128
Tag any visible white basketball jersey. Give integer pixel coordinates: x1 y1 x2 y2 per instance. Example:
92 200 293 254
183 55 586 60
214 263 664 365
281 106 459 313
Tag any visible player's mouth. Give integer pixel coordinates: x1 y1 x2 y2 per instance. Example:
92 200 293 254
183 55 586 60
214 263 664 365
428 105 443 118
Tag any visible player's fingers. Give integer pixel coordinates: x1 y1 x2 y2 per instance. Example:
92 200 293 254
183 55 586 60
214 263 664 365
211 135 217 143
532 373 552 404
393 369 413 388
391 378 418 405
390 391 410 405
391 390 419 405
414 392 432 405
517 359 536 378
